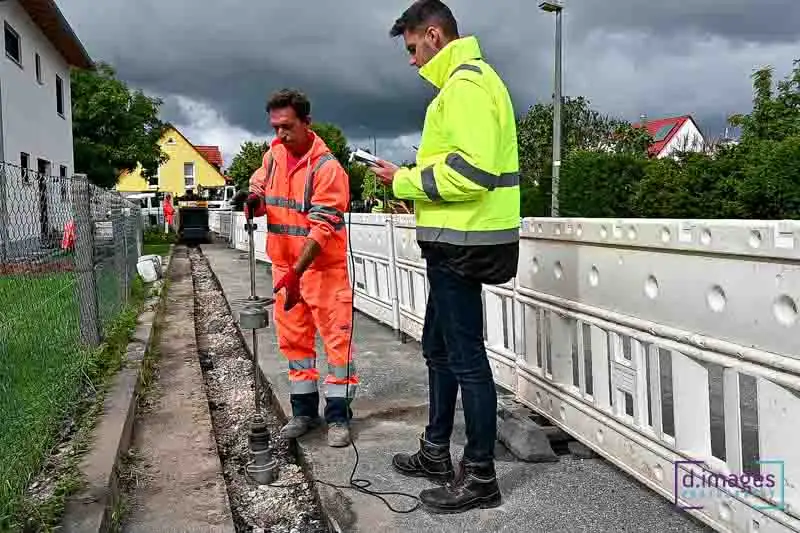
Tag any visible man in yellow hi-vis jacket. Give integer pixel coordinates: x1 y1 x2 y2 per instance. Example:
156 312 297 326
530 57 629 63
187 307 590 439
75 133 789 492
372 0 520 515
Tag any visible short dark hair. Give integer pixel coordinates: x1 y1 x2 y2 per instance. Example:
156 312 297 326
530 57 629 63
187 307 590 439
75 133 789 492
266 89 311 121
390 0 459 39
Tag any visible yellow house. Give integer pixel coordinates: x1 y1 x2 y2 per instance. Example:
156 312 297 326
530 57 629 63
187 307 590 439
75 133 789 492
116 125 227 198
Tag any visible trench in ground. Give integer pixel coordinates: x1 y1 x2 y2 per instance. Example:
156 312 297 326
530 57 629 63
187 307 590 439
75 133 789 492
190 246 327 533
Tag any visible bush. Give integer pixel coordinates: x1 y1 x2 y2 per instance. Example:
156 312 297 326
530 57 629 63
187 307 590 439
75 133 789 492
631 152 744 219
560 151 648 218
735 136 800 219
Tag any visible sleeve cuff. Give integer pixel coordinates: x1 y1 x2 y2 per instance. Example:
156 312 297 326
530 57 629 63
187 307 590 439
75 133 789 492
392 167 420 199
308 226 331 249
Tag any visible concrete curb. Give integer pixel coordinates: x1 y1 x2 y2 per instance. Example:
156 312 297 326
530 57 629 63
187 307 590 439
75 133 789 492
199 246 337 533
60 245 175 533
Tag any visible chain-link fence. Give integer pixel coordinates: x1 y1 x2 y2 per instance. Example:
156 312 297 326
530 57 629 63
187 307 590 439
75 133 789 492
0 162 143 522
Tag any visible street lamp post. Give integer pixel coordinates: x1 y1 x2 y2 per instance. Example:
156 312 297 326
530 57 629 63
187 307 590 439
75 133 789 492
539 0 563 217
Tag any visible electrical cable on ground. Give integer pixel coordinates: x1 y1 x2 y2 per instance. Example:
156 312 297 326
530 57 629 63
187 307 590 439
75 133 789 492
245 182 421 514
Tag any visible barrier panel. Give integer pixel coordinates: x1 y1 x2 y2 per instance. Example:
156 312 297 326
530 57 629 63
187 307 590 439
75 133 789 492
215 212 800 533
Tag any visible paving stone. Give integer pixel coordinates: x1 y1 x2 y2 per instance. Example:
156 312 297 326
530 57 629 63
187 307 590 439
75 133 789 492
497 416 559 463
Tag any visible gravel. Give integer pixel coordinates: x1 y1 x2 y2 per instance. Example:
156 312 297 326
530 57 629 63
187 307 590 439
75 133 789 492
190 248 326 533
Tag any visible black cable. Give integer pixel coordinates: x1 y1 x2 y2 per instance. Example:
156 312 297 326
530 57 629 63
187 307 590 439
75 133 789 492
250 181 420 514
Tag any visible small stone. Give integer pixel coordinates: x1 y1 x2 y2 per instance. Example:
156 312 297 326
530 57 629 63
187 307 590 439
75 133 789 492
568 441 598 459
497 416 559 463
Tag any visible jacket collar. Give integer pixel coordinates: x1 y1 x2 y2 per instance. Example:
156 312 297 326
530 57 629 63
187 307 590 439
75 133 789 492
270 130 330 169
419 35 482 89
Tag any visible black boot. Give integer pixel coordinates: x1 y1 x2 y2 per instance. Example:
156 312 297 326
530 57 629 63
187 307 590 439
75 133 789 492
392 434 455 484
419 459 501 514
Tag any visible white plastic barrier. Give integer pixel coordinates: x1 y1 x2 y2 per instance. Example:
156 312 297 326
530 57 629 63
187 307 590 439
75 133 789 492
216 212 800 533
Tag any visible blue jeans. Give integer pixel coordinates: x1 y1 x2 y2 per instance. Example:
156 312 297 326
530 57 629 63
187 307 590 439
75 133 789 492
422 258 497 463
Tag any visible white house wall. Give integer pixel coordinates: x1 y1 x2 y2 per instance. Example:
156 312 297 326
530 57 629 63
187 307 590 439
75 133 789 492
659 120 705 158
1 0 75 250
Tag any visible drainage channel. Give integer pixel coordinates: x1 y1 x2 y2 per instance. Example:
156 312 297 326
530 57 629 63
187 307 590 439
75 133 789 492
189 246 326 533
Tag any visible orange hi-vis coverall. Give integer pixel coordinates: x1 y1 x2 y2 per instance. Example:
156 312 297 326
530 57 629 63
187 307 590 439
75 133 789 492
249 132 358 408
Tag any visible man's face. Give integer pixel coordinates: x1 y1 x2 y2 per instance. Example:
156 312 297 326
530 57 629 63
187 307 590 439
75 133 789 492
269 106 310 152
403 26 444 69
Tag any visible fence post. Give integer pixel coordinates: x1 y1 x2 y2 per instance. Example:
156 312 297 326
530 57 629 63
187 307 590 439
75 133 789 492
135 207 143 257
112 201 128 305
386 214 401 338
0 164 9 263
71 174 100 346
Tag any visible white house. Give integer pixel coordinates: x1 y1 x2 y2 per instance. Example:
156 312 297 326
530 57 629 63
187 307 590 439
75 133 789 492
0 0 92 258
632 115 706 159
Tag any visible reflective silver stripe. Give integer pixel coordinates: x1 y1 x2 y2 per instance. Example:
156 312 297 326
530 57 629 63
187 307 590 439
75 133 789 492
421 166 441 201
264 197 344 221
309 205 343 218
445 153 519 190
290 380 318 394
416 226 519 245
303 153 337 212
451 63 482 77
326 383 357 399
307 213 346 231
495 172 520 187
328 362 356 379
264 153 275 189
264 196 302 210
267 223 309 236
288 358 316 371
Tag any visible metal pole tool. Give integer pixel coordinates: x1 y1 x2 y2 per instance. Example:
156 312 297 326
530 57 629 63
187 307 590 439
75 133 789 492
237 211 278 485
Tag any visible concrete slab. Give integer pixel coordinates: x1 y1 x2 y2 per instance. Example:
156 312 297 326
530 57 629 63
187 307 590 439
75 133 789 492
203 243 711 533
122 249 235 533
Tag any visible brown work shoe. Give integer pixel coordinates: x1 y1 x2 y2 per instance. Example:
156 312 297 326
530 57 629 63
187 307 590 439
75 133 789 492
280 416 321 439
327 423 351 447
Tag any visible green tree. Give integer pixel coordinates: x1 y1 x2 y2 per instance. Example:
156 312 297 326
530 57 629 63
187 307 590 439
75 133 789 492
311 122 350 168
516 96 650 216
729 60 800 143
71 62 167 188
227 140 269 191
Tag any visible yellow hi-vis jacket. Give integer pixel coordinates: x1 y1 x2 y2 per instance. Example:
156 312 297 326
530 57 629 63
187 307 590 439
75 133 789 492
392 35 520 247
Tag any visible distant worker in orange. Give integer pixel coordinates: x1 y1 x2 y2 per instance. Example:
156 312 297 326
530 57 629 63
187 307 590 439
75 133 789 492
162 194 175 233
245 89 357 447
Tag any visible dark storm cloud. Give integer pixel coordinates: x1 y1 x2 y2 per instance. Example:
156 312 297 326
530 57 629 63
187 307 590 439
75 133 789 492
570 0 800 44
58 0 800 144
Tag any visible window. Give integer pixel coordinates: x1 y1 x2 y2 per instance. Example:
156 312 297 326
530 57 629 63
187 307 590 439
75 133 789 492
653 123 674 142
59 165 68 200
20 152 30 184
148 168 159 188
35 53 42 83
4 22 21 65
56 76 64 116
166 137 176 145
37 159 50 179
183 162 195 188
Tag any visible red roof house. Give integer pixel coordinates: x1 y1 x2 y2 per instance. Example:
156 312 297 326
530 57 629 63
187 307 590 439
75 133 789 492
194 145 224 168
632 115 705 158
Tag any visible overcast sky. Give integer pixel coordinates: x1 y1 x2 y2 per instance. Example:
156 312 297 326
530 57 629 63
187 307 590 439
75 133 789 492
59 0 800 166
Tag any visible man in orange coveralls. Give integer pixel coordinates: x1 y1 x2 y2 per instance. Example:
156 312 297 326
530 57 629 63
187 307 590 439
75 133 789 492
245 89 357 447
